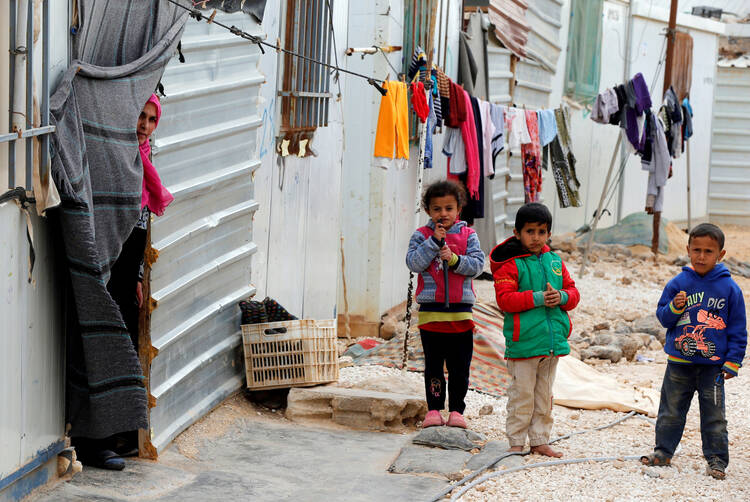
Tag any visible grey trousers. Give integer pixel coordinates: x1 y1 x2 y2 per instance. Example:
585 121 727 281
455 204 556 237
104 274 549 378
506 356 559 447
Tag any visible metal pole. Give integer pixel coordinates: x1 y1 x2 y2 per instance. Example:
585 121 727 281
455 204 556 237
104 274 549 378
25 0 33 190
579 134 623 276
686 139 692 231
616 2 634 223
42 0 49 187
9 0 17 189
652 0 679 257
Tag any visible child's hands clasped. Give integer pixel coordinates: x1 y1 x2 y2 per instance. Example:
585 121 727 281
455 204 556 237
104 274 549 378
673 290 687 309
543 282 561 307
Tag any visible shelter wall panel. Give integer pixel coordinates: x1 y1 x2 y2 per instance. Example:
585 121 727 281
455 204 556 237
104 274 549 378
150 306 241 392
149 11 262 452
709 67 750 225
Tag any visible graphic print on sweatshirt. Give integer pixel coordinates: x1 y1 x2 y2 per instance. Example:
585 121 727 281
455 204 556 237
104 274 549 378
674 309 725 361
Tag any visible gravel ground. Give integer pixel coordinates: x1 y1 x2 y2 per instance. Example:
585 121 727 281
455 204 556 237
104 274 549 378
341 226 750 501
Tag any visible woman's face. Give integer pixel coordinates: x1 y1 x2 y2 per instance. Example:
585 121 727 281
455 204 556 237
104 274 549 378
137 102 158 145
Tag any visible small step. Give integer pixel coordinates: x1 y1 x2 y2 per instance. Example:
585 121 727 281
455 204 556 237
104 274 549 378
286 386 426 432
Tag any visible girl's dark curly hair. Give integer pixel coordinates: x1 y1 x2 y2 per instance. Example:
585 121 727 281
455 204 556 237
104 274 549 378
421 180 467 212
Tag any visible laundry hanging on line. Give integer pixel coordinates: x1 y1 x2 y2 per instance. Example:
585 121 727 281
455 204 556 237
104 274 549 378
591 72 695 215
372 45 584 215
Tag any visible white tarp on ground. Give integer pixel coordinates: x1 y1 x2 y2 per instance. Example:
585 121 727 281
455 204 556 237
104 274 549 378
554 356 659 417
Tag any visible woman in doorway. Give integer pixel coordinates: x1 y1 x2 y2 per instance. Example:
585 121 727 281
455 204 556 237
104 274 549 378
77 94 173 470
107 94 173 350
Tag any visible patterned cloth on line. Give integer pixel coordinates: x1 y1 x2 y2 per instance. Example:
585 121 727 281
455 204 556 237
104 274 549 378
350 302 511 397
50 1 188 439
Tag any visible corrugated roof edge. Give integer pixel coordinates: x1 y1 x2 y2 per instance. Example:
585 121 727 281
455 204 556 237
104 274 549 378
632 4 725 35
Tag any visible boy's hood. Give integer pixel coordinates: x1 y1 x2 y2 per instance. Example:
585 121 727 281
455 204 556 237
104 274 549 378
489 236 551 267
681 262 731 281
425 219 468 233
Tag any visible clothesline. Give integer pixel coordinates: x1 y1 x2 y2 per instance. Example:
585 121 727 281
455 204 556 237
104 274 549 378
374 47 583 216
164 0 389 96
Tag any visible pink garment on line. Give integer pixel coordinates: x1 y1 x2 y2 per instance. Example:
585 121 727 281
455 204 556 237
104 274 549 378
139 94 173 217
460 89 480 199
521 109 542 203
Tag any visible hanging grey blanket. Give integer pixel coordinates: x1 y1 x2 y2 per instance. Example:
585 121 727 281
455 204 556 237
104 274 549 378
49 0 188 439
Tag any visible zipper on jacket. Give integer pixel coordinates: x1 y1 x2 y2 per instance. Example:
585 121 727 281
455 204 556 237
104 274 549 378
538 255 555 355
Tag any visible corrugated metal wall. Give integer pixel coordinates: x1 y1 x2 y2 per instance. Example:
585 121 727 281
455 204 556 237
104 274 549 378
708 65 750 226
486 0 558 241
1 1 68 495
487 43 512 239
149 11 262 452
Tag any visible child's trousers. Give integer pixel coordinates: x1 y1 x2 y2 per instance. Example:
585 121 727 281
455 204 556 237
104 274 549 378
420 330 473 414
655 363 728 467
373 81 410 159
506 356 558 447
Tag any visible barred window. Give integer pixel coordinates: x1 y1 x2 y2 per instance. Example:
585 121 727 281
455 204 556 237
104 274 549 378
279 0 334 133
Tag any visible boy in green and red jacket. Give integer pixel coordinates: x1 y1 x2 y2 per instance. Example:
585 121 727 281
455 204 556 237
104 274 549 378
490 203 580 457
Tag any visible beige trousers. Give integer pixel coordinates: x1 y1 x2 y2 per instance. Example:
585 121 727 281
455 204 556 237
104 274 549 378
506 356 559 447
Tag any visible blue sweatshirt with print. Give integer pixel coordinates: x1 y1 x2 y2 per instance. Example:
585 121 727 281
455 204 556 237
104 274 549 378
656 263 747 375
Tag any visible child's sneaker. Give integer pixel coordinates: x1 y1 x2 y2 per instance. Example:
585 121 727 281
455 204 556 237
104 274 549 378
422 410 444 428
446 411 467 428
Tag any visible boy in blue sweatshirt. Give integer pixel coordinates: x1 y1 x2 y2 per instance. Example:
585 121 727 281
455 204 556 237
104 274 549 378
641 224 747 479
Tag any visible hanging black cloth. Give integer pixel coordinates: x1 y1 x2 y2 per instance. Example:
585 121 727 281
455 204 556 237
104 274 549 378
460 97 485 225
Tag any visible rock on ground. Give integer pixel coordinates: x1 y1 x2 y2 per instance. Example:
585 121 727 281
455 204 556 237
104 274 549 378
412 426 486 451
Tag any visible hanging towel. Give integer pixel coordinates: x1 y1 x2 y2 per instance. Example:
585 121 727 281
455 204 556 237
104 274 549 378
682 97 693 139
373 80 410 159
461 89 480 199
521 110 542 203
443 127 467 175
411 81 430 123
463 96 486 220
489 104 505 169
447 81 467 127
591 88 619 124
631 72 652 115
505 107 531 153
537 109 558 147
479 100 495 177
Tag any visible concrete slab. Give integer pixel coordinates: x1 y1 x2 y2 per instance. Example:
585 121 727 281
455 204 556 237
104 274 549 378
388 445 472 479
32 420 447 502
464 440 524 471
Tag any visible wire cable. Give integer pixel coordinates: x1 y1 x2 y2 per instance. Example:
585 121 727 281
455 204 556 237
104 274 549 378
426 411 651 502
164 0 388 95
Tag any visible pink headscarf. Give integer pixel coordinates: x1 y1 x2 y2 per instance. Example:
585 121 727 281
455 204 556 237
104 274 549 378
139 94 173 216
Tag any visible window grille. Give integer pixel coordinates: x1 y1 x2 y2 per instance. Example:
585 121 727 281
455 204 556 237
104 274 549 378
2 0 54 191
564 0 604 102
279 0 334 133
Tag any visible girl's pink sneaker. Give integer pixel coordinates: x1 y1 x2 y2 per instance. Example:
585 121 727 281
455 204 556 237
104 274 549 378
422 410 444 428
447 411 467 428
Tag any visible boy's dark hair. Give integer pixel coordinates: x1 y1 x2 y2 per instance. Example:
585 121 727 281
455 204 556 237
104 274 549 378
514 203 552 232
689 223 725 250
421 180 467 211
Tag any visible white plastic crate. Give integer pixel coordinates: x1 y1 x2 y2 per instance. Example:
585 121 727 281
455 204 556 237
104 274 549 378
241 319 338 390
